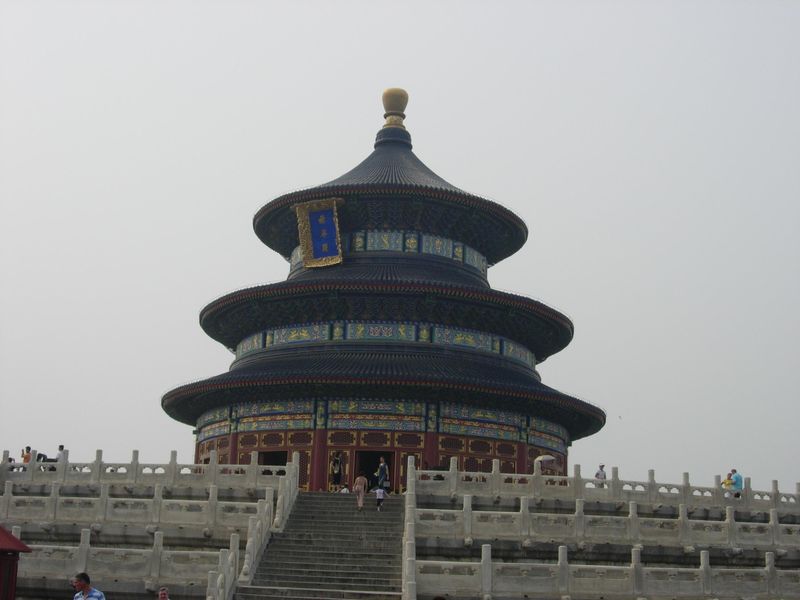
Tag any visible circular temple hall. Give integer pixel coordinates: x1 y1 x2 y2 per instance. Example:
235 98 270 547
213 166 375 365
162 89 605 491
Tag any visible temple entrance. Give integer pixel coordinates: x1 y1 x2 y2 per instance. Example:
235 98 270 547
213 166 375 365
257 451 287 466
354 451 393 491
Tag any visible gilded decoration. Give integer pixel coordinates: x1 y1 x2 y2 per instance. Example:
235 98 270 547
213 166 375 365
198 420 230 442
440 418 519 441
422 234 453 258
235 332 263 358
529 431 567 453
328 399 425 415
273 323 330 345
233 400 313 419
287 230 487 274
294 197 344 268
238 414 313 432
433 326 493 352
440 402 526 428
366 230 403 252
346 321 416 342
329 414 424 432
197 406 229 428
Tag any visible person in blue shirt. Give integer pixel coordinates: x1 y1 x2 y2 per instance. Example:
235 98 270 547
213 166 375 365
71 572 106 600
730 468 744 498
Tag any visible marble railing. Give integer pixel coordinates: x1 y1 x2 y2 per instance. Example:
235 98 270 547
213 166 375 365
413 545 800 599
1 449 286 490
414 457 800 515
415 496 800 551
13 526 238 592
1 481 273 535
5 451 300 600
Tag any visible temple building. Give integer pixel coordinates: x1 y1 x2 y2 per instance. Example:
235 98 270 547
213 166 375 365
162 89 605 491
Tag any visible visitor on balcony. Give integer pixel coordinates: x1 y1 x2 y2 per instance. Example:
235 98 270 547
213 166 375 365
730 468 744 498
595 464 607 488
158 586 170 599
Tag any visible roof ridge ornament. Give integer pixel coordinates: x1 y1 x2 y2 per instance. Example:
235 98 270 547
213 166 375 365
382 87 409 129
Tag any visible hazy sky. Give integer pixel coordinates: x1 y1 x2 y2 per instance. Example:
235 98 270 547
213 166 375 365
1 1 798 491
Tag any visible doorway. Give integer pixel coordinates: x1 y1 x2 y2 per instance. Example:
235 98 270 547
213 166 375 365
257 451 288 466
355 451 393 490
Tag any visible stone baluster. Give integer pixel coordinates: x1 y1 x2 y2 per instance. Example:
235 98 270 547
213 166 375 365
76 529 91 572
573 464 583 500
264 486 274 525
532 460 543 499
699 550 711 595
678 503 689 545
166 450 178 486
557 545 569 595
725 506 736 547
12 525 22 539
152 484 163 523
27 449 38 481
629 502 640 543
208 484 218 529
647 469 656 503
769 509 779 546
1 481 12 519
229 532 240 574
743 476 752 505
519 496 531 539
681 472 691 505
490 459 501 496
48 482 60 521
631 546 643 595
130 449 140 484
404 539 417 600
207 450 218 486
97 483 109 522
406 455 417 496
150 531 163 579
448 457 458 497
56 449 69 482
90 450 103 484
611 466 620 498
248 451 259 487
0 450 8 486
574 499 585 541
480 544 492 600
273 477 286 529
796 481 800 497
463 494 473 545
765 551 777 596
771 480 779 509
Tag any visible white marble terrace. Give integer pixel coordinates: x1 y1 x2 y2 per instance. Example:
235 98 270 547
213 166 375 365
1 449 300 600
401 457 800 600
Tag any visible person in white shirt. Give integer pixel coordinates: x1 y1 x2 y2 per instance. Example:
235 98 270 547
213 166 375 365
374 487 386 511
595 464 607 488
339 483 350 494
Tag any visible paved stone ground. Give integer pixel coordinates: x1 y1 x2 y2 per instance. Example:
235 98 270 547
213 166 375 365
236 491 403 600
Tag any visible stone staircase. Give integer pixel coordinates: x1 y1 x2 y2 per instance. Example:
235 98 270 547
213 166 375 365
236 491 404 600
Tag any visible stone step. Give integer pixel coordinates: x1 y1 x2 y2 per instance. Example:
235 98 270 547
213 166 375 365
255 565 401 577
264 544 401 557
249 577 400 591
236 586 401 600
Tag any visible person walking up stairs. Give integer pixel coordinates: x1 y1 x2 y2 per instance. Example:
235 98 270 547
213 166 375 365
236 491 403 600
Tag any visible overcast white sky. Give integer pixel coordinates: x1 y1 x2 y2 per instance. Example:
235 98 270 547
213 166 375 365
1 1 798 491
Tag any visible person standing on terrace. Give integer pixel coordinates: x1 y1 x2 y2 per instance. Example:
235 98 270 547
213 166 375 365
595 464 607 487
730 468 744 498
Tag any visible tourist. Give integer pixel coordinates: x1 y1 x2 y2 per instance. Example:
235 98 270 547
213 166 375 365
375 456 389 491
722 472 733 493
595 464 607 488
353 471 368 511
21 446 31 464
730 468 743 498
374 485 387 511
70 572 105 600
157 586 170 599
330 451 342 491
338 483 350 494
56 444 66 462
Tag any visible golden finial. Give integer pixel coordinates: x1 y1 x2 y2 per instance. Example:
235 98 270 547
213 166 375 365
382 88 409 129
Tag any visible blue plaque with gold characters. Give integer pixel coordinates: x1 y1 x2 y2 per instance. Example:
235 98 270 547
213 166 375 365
294 198 344 267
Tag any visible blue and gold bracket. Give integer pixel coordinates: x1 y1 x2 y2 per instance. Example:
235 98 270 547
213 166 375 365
294 198 344 268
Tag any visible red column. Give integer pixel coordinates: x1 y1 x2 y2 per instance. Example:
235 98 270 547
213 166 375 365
309 430 328 491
